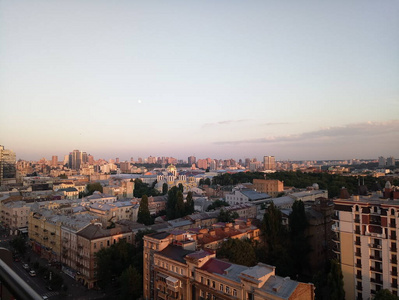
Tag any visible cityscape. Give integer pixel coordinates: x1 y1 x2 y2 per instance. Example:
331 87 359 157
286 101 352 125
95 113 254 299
1 1 399 300
0 145 399 300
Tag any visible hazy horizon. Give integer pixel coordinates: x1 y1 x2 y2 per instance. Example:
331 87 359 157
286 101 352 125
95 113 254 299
1 1 398 161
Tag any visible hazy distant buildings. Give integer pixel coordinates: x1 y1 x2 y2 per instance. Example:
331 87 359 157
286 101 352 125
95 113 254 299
263 156 276 171
51 155 58 167
188 155 196 165
378 156 396 167
0 145 16 186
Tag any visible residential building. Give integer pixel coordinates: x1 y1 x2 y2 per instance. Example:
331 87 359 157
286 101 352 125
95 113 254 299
0 201 31 233
253 179 284 197
51 156 58 167
378 156 386 168
188 156 196 166
143 231 315 300
263 156 276 171
0 145 16 186
76 224 133 288
387 157 396 167
333 188 399 300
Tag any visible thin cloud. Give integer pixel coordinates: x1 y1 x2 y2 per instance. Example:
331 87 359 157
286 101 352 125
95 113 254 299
262 122 292 126
214 120 399 145
203 119 250 128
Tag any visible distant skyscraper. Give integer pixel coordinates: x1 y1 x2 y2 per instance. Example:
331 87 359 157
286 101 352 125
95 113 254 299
88 155 94 165
378 156 386 167
387 156 396 167
51 155 58 167
263 156 276 171
0 145 16 186
188 156 196 165
69 150 83 170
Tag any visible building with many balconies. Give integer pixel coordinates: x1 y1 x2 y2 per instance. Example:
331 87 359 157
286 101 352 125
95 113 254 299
333 187 399 300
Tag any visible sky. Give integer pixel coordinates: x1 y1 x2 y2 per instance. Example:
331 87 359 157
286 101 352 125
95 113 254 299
0 0 398 161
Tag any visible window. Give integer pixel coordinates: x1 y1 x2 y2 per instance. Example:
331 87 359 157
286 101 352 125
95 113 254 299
94 243 96 249
220 284 223 292
107 240 110 246
226 286 230 293
201 276 204 284
233 289 237 297
207 279 210 286
212 281 215 288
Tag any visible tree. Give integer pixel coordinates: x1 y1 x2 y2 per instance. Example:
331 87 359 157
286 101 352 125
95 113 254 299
289 200 310 277
206 199 229 211
58 174 68 179
166 186 179 219
9 235 26 256
138 195 152 225
162 183 168 195
217 238 257 267
178 183 184 192
86 182 103 195
119 265 142 300
176 191 185 218
327 260 345 300
185 191 194 215
373 289 399 300
217 209 239 223
204 178 211 185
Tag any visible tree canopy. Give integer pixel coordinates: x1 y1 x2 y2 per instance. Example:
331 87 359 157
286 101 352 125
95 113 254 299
217 238 257 267
86 182 103 196
133 179 159 198
137 195 152 225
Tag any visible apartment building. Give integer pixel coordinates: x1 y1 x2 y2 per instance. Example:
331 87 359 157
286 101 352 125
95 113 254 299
253 179 284 197
0 201 31 232
333 188 399 300
76 224 133 288
144 231 314 300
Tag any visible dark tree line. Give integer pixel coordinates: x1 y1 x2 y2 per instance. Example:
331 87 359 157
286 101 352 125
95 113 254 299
211 171 398 198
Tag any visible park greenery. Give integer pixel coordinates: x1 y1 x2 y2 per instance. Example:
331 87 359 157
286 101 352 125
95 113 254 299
9 235 27 256
211 171 399 198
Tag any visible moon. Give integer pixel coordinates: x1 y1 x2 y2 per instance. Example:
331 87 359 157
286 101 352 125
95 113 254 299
138 100 142 104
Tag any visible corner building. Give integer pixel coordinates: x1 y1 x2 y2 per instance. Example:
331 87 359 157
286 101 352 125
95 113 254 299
143 231 314 300
333 191 399 300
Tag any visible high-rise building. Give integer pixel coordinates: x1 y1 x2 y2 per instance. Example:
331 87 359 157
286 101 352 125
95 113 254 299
68 150 84 170
88 155 94 165
0 145 16 186
378 156 386 167
51 155 58 167
387 157 396 167
333 188 399 300
263 156 276 171
188 156 196 165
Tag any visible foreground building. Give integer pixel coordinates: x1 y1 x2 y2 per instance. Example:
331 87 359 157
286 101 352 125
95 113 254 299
333 187 399 300
143 231 314 300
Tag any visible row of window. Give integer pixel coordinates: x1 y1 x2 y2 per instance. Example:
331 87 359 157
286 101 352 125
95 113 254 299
156 259 185 276
200 276 237 296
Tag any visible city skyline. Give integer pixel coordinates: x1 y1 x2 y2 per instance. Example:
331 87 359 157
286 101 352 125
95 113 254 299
1 1 398 161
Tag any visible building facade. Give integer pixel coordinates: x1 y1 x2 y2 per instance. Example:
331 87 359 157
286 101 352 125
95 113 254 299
252 179 284 197
333 191 399 300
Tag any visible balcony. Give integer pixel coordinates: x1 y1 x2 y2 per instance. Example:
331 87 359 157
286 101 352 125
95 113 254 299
391 235 397 240
370 255 382 261
369 244 382 249
371 278 383 285
354 217 360 223
356 263 362 268
355 252 361 257
391 271 398 276
391 247 397 252
355 229 361 235
391 259 398 264
354 240 361 246
370 266 383 273
390 223 396 228
392 283 398 289
356 274 362 279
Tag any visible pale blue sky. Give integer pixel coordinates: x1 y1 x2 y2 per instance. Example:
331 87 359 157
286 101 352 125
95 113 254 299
1 0 398 161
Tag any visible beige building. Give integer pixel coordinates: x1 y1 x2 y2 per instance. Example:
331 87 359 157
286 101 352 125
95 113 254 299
144 231 314 300
76 224 133 288
0 200 31 233
29 210 62 262
333 191 399 300
253 179 284 197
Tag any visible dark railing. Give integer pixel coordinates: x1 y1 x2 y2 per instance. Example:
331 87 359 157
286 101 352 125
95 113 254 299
0 259 42 300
